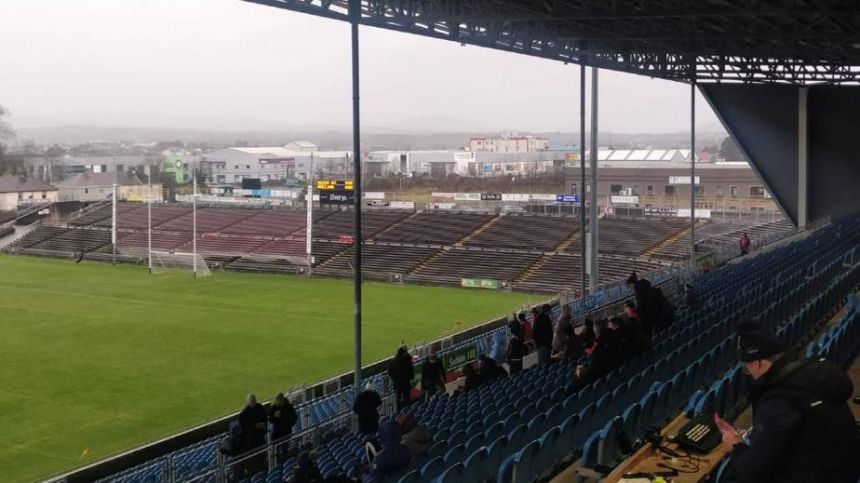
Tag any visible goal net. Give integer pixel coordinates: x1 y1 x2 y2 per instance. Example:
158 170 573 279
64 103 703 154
150 251 212 277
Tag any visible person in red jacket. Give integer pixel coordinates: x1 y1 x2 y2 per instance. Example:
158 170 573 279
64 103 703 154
739 232 750 255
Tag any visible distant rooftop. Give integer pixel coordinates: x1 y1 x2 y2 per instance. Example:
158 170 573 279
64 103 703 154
0 176 57 194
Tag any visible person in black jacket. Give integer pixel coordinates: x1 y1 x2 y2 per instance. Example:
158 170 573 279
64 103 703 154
532 304 554 365
569 319 624 393
387 346 414 410
420 349 446 400
633 279 658 336
268 392 299 441
720 322 860 483
238 393 268 451
353 383 382 434
506 320 525 374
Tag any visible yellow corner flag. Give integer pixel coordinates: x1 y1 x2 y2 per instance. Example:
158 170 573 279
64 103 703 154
80 447 89 461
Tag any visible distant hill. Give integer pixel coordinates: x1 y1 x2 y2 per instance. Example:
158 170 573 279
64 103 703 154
17 125 728 151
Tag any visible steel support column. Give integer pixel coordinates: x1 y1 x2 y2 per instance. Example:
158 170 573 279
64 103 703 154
797 87 808 230
690 82 696 266
350 2 363 395
589 67 599 291
579 64 587 295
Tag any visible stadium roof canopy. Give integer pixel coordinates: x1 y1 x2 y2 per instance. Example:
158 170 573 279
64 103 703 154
244 0 860 85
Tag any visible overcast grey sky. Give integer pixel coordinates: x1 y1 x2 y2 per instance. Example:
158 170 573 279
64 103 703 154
0 0 722 134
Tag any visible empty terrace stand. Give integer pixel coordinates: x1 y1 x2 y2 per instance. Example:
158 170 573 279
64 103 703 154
224 241 347 274
93 205 190 230
0 210 16 224
157 208 253 233
220 209 309 237
374 212 496 245
564 218 689 257
464 213 579 251
313 243 440 277
68 202 138 226
514 253 666 293
176 235 267 256
116 230 190 254
301 210 412 240
408 248 541 285
5 225 68 250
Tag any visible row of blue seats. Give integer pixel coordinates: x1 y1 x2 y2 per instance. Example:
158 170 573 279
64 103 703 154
570 218 860 482
496 215 860 483
807 294 860 368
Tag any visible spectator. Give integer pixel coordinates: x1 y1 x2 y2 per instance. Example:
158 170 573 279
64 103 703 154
268 392 299 442
552 304 572 357
478 353 507 382
720 321 860 483
609 315 650 356
387 346 414 410
532 304 554 365
623 301 639 325
289 451 323 483
420 349 446 400
398 413 432 457
238 393 268 451
353 382 382 435
516 312 533 344
633 279 658 336
626 271 638 291
570 319 624 393
363 420 412 483
739 232 750 256
506 320 525 374
461 362 481 393
570 318 596 358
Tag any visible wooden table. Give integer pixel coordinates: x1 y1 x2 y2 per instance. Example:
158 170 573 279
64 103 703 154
603 414 730 483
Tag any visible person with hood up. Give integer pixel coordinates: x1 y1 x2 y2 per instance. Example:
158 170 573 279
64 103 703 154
532 304 554 365
506 320 525 374
397 413 432 457
387 346 414 410
238 393 268 451
363 420 412 483
720 321 860 483
353 382 382 435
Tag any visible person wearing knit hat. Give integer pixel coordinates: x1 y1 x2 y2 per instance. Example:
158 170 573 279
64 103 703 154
720 321 860 483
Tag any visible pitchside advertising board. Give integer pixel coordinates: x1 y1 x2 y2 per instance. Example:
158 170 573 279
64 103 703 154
413 344 479 381
317 179 355 205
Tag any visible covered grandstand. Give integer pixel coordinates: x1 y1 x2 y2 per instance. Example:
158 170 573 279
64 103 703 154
19 1 860 482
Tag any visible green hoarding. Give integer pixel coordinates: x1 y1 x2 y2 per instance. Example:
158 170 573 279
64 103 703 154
461 278 501 290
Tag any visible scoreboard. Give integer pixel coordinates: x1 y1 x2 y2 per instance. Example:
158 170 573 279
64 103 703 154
316 180 354 191
316 179 355 205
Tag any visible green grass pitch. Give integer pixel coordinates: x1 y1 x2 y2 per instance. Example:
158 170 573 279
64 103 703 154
0 254 543 482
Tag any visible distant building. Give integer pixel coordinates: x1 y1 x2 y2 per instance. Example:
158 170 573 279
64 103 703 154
470 135 549 153
24 155 147 182
0 176 58 211
55 172 157 203
284 140 317 152
204 142 349 184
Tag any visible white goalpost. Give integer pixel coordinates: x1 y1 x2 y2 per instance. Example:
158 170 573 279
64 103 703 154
150 251 212 277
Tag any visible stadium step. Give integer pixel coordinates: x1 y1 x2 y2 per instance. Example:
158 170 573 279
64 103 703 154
368 211 420 241
554 229 582 253
642 220 702 258
513 253 552 282
453 215 501 246
410 247 448 273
